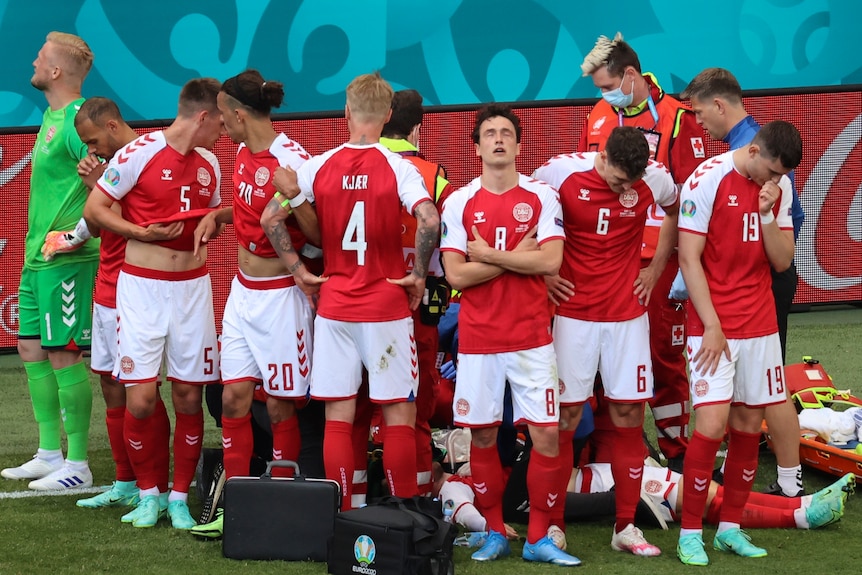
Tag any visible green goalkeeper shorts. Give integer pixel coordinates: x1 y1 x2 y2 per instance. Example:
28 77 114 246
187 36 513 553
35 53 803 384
17 261 97 349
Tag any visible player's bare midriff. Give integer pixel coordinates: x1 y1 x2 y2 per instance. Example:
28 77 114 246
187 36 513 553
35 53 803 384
125 239 205 272
236 244 290 278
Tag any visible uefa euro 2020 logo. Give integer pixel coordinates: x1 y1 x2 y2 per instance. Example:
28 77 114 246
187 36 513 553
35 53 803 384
353 534 376 572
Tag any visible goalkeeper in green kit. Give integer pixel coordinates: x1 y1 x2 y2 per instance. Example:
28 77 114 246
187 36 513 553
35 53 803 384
1 32 99 490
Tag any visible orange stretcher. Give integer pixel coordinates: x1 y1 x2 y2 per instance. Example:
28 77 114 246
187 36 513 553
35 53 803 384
762 357 862 483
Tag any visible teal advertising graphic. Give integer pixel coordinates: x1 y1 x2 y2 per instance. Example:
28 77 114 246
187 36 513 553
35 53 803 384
0 0 859 127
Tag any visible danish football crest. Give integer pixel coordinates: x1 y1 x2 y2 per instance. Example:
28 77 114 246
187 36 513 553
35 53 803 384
512 202 533 223
619 191 638 208
254 166 270 186
197 167 211 186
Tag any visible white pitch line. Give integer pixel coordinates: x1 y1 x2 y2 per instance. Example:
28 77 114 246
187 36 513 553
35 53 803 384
0 481 197 500
0 486 107 499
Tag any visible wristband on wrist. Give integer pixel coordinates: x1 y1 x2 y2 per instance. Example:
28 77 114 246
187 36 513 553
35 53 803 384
273 191 291 210
288 193 307 209
74 217 92 241
760 210 775 225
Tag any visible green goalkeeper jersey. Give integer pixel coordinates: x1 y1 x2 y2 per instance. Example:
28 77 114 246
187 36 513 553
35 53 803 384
25 98 100 270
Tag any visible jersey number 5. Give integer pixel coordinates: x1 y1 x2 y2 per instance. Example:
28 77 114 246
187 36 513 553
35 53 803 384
343 201 368 265
180 185 191 212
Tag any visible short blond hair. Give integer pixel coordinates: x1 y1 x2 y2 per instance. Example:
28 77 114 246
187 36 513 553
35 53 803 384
580 32 640 77
46 31 94 79
346 72 393 123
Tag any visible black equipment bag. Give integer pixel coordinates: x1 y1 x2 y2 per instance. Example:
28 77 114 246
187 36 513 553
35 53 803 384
328 495 456 575
222 460 340 561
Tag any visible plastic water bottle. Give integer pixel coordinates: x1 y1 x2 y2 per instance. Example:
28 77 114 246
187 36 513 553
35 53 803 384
442 499 455 523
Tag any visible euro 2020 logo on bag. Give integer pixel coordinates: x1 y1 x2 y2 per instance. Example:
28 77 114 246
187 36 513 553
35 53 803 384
354 534 377 572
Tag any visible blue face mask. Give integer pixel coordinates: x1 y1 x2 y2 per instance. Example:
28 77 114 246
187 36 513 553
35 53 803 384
602 73 634 108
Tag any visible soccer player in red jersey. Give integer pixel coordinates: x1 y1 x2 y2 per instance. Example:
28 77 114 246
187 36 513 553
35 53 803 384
440 104 580 566
261 72 440 512
675 121 803 565
73 97 172 510
190 70 318 538
580 33 703 468
534 126 679 557
83 78 225 530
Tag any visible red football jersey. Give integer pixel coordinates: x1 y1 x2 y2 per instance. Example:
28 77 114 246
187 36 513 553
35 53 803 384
233 133 310 258
96 131 221 252
533 153 677 321
440 174 564 354
679 151 793 338
296 143 432 322
93 229 125 308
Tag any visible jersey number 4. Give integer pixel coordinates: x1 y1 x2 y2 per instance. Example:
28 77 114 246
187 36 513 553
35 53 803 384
343 201 368 265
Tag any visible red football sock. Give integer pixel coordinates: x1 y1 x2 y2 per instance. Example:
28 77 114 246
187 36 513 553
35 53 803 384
382 425 418 498
469 443 506 534
741 502 796 528
681 430 722 529
106 406 134 482
527 448 562 543
222 413 253 480
325 420 355 511
271 415 300 478
153 399 171 493
719 428 761 525
553 429 575 529
705 489 723 525
610 425 643 532
415 417 433 495
747 490 799 509
352 400 373 508
124 409 157 491
172 411 204 494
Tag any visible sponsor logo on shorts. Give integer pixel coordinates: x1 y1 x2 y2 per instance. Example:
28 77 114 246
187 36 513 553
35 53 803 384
558 379 566 396
644 479 662 494
694 379 709 397
681 199 696 217
197 167 212 187
120 356 135 374
619 191 638 208
455 398 470 416
254 166 270 186
512 202 533 223
104 168 121 186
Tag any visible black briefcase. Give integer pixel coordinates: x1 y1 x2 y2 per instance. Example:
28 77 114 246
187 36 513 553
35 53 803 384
222 460 340 561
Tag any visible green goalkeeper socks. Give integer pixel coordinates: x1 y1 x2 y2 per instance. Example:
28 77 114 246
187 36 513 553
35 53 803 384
55 361 93 461
24 360 62 451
